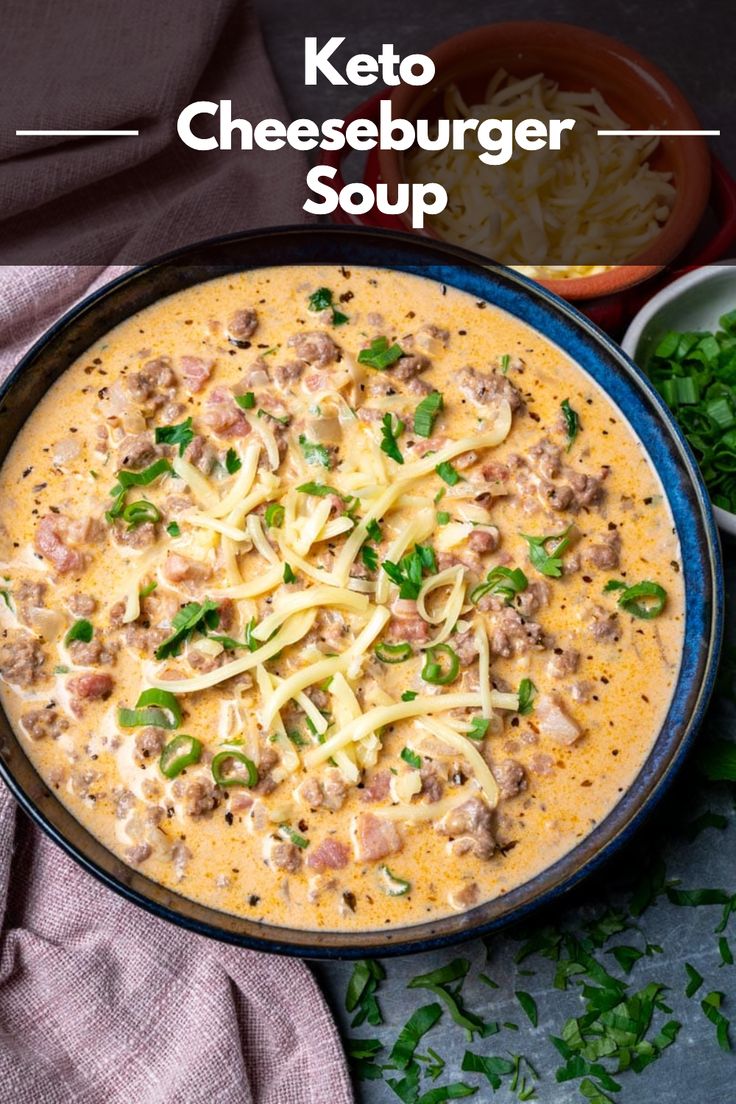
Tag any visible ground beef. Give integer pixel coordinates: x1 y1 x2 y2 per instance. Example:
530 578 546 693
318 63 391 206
407 377 435 396
528 439 562 480
67 638 118 666
352 813 403 862
516 580 550 618
253 747 280 796
274 360 306 387
0 632 46 687
490 758 526 799
288 331 339 368
184 435 218 474
180 355 214 392
453 629 479 666
265 837 302 873
485 606 547 657
125 842 152 864
547 649 580 678
67 593 96 617
390 354 430 381
420 761 444 803
585 530 621 570
15 579 47 625
226 308 258 346
588 605 620 642
117 432 159 470
34 515 88 575
134 726 166 763
359 770 391 803
172 778 219 817
126 357 178 409
20 706 68 741
202 387 251 438
459 367 524 412
163 553 212 586
67 671 113 704
113 520 158 549
436 797 495 859
306 838 350 871
467 527 500 554
386 598 431 644
567 469 604 508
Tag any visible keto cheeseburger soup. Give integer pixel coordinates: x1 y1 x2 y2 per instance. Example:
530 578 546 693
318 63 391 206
0 267 683 930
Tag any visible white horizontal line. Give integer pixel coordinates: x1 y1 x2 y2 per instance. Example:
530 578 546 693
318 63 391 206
598 129 720 137
15 129 139 136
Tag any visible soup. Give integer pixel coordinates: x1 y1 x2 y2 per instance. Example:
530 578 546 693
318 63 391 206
0 266 683 930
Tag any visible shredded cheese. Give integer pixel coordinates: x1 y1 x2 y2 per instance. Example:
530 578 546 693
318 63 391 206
416 716 499 807
252 585 370 641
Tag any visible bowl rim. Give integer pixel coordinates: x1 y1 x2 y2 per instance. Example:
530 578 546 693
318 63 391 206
622 259 736 534
0 224 724 958
377 19 711 298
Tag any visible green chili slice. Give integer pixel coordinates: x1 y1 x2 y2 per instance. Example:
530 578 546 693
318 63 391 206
469 565 528 606
211 750 258 788
118 688 182 730
374 641 413 664
617 580 667 620
122 499 161 530
421 643 460 686
159 734 202 779
378 865 411 896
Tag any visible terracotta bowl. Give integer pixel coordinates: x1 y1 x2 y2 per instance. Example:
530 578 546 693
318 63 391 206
379 21 712 300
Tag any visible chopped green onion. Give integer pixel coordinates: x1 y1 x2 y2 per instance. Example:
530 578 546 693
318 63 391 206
119 688 182 730
435 460 462 486
166 521 181 538
358 336 403 370
299 434 332 468
421 644 460 686
436 510 451 525
155 417 194 455
287 730 309 748
375 641 413 664
617 580 667 619
560 399 580 451
155 598 220 660
378 865 411 896
235 392 256 410
470 565 527 605
140 580 157 599
279 824 310 848
603 579 626 592
413 391 444 438
107 458 173 521
296 481 342 498
265 502 285 527
211 750 258 788
380 413 404 464
122 499 161 530
401 690 418 702
467 716 490 741
500 353 511 374
257 408 290 426
159 734 202 779
65 619 93 645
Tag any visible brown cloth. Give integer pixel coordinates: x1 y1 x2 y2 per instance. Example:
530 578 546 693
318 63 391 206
0 0 308 263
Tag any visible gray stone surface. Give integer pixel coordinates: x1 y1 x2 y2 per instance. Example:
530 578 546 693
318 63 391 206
255 3 735 1099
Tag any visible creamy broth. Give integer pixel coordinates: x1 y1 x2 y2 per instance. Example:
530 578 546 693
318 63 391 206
0 266 683 931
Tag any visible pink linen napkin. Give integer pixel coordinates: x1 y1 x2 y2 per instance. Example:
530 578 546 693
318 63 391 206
0 0 354 1095
0 271 354 1103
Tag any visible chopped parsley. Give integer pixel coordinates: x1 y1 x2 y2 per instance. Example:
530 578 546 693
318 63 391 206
366 518 382 542
65 619 93 645
166 521 181 538
296 481 341 498
307 286 349 326
401 690 418 702
358 336 404 370
283 563 297 584
155 599 220 660
299 434 332 469
257 408 290 426
520 525 573 578
225 448 242 474
560 398 580 450
436 511 451 525
361 544 379 572
380 413 404 464
401 747 422 769
382 543 436 600
155 416 194 456
517 678 536 715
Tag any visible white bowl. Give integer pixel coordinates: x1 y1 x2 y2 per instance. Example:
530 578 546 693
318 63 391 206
623 262 736 537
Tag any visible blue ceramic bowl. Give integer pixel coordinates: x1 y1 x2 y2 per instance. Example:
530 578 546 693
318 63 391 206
0 226 723 958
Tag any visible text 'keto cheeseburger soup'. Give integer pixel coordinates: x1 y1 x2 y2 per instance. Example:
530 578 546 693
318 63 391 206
0 266 683 930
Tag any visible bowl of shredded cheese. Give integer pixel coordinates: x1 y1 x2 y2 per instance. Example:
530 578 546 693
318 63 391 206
382 21 711 300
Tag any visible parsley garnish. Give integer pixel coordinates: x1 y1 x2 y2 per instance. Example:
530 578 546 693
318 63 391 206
517 678 536 715
257 408 290 426
65 619 93 645
297 481 342 498
560 398 580 450
435 460 462 486
155 417 194 456
283 563 297 584
401 690 418 702
307 286 349 326
155 599 220 660
299 434 332 469
361 544 378 572
166 521 181 538
225 448 242 474
414 391 444 438
382 544 436 600
520 525 573 578
380 413 405 464
401 747 421 769
358 336 404 370
366 519 382 542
